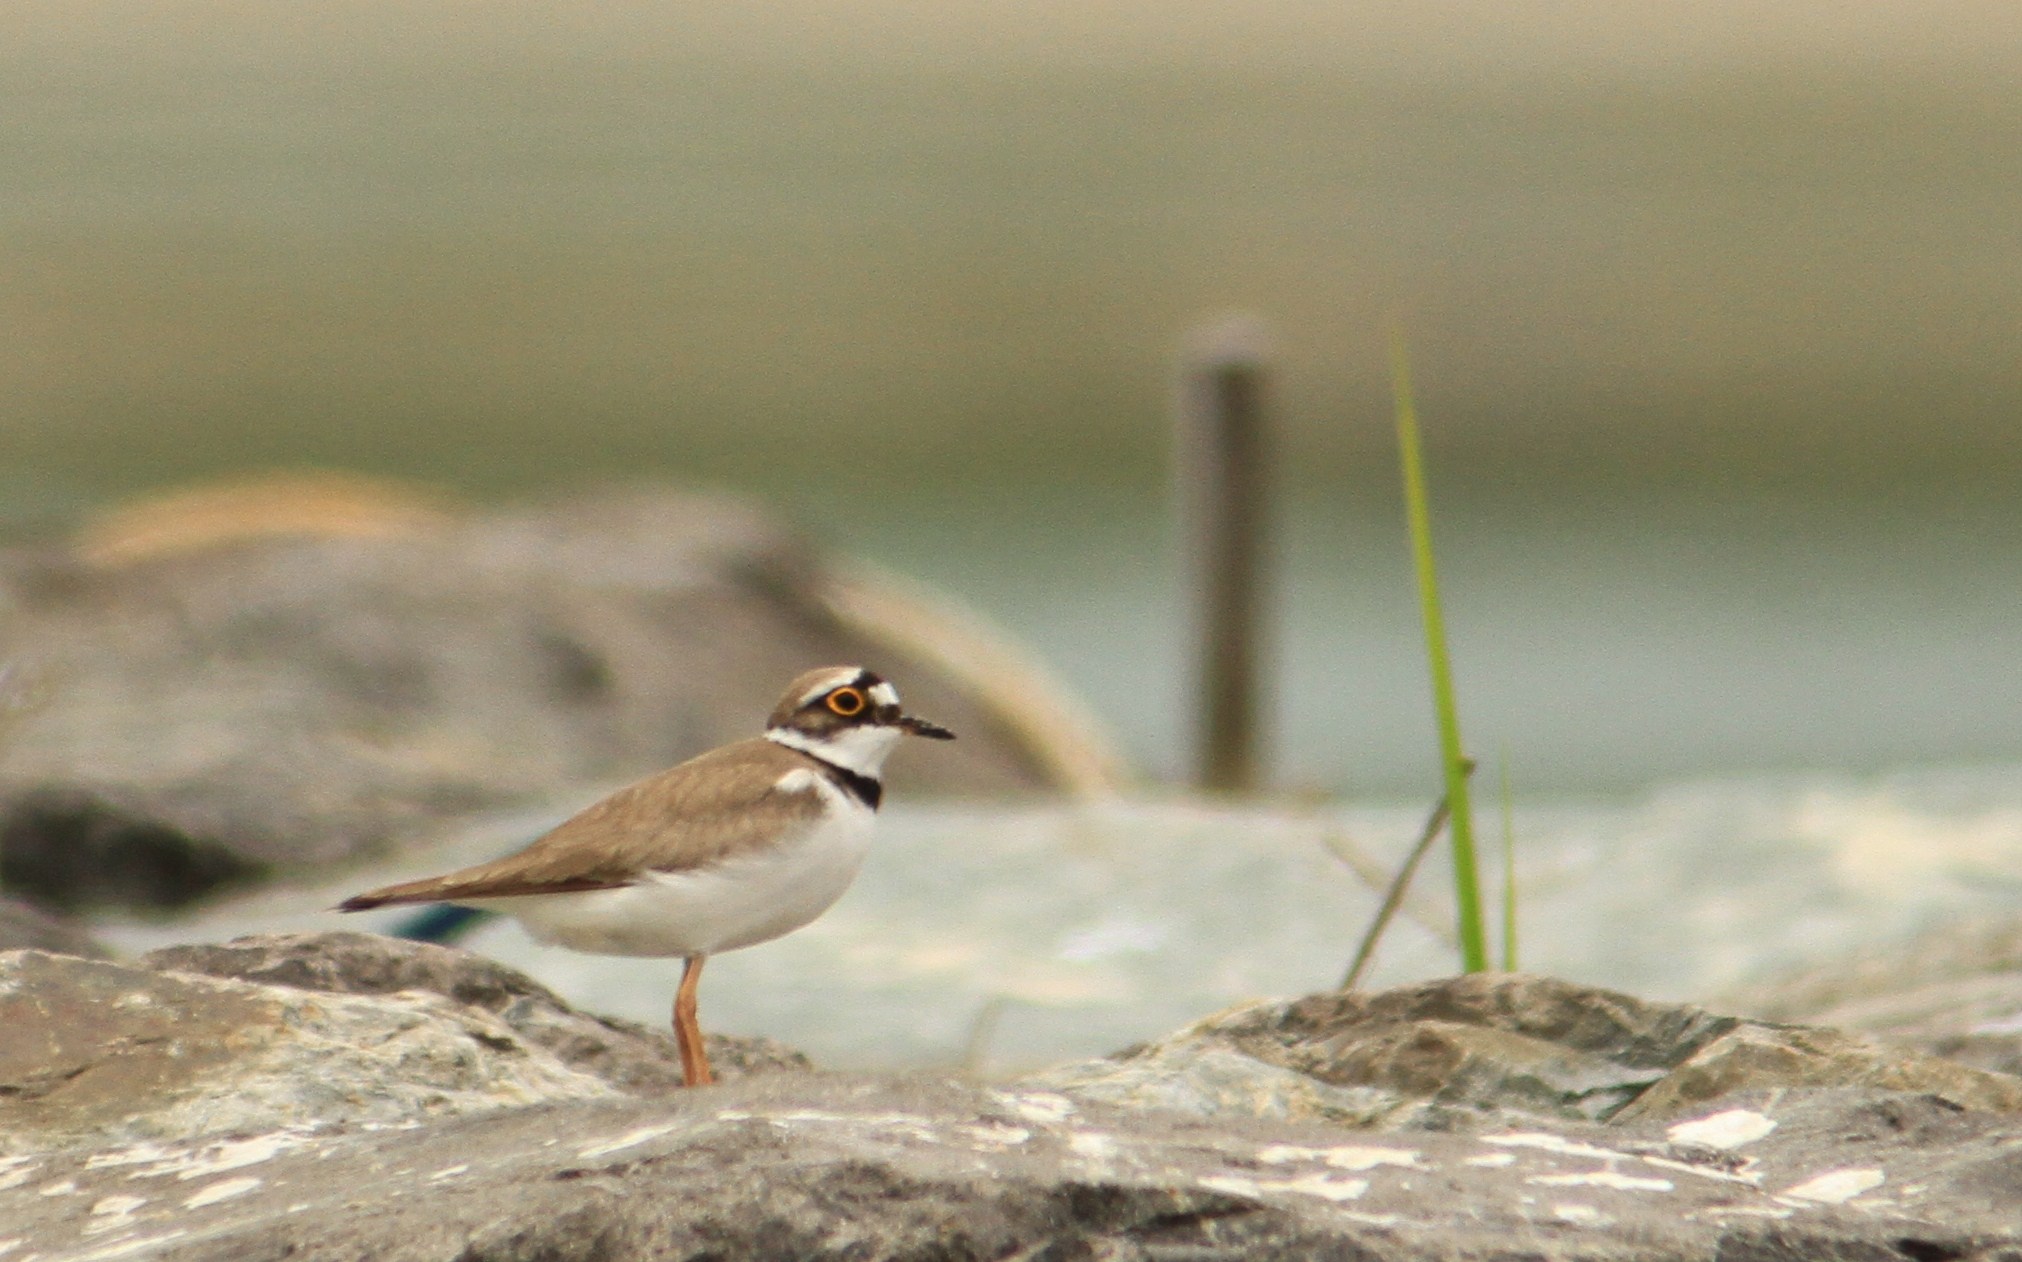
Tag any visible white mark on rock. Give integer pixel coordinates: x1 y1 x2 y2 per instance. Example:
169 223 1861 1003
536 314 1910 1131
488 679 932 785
957 1124 1030 1149
1706 1205 1803 1221
0 1237 21 1257
994 1091 1076 1125
1200 1173 1370 1203
90 1195 149 1217
1697 1204 1794 1221
1276 1175 1370 1203
774 1110 886 1125
577 1123 680 1159
1338 1211 1407 1227
1199 1173 1264 1198
767 1110 938 1142
1640 1155 1762 1186
183 1177 263 1209
1779 1168 1885 1205
39 1178 79 1196
84 1144 177 1172
84 1192 151 1236
1552 1203 1610 1226
1530 1171 1674 1192
1667 1109 1777 1151
1067 1131 1119 1160
168 1134 305 1180
0 1156 37 1192
71 1230 190 1261
1464 1152 1517 1168
1483 1133 1625 1161
427 1163 471 1182
1255 1144 1420 1171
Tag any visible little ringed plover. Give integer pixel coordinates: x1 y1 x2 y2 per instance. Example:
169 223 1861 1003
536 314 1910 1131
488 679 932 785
338 665 954 1086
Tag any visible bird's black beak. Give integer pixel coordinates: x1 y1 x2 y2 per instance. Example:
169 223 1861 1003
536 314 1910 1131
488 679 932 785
897 713 956 740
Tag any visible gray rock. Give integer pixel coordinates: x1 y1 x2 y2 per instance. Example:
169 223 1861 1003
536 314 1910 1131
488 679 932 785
5 1076 2021 1260
142 931 809 1093
0 483 1116 912
0 934 802 1156
0 948 614 1157
0 894 107 958
1723 913 2022 1079
1032 973 2022 1129
10 940 2022 1258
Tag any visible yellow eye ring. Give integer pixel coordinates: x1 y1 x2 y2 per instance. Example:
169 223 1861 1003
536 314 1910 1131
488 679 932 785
826 686 867 717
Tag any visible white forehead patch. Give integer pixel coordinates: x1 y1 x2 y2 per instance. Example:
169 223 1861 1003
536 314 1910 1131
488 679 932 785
868 682 899 707
795 667 863 709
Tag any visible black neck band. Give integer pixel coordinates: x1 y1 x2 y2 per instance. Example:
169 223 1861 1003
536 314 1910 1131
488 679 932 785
807 755 882 810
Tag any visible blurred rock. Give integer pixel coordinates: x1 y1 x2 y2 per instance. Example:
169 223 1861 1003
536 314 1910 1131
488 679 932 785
0 933 802 1156
1722 914 2022 1079
0 894 108 958
1034 973 2022 1128
0 478 1121 912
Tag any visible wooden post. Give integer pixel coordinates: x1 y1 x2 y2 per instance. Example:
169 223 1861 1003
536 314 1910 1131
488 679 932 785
1177 315 1271 793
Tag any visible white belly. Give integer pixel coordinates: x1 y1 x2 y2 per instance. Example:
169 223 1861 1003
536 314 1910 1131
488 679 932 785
461 806 875 958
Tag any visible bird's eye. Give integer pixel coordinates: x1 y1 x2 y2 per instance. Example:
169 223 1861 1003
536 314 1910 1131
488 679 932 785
826 686 867 717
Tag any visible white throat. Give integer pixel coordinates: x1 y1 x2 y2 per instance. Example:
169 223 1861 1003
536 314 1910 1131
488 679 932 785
766 724 904 779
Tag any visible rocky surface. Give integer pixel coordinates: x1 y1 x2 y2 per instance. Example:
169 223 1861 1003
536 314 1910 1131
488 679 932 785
9 1076 2021 1262
141 931 808 1095
1034 972 2022 1130
9 934 2022 1259
0 480 1118 913
0 935 801 1157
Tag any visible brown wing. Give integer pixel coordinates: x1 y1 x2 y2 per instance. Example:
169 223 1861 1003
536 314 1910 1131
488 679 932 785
336 740 827 910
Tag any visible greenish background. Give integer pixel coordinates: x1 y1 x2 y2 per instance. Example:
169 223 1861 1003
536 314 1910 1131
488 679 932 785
6 2 2021 793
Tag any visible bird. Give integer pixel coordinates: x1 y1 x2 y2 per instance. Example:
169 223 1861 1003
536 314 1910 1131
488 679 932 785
337 665 954 1087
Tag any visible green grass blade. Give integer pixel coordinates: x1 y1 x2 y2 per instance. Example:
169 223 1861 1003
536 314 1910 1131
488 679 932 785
1500 754 1518 972
1389 330 1488 974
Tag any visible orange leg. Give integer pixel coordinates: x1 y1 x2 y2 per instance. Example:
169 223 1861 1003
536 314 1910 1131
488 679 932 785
673 954 715 1087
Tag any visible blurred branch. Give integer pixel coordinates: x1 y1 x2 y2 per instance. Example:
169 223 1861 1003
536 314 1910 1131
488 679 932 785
1320 829 1456 949
1339 759 1476 992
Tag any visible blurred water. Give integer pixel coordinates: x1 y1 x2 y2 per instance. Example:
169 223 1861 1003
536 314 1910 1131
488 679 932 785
808 483 2022 795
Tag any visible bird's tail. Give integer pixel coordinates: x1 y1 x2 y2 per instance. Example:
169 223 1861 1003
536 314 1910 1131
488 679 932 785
334 876 451 913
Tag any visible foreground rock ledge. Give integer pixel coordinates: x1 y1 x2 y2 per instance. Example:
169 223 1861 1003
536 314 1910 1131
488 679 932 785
7 1075 2021 1260
7 934 2022 1260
